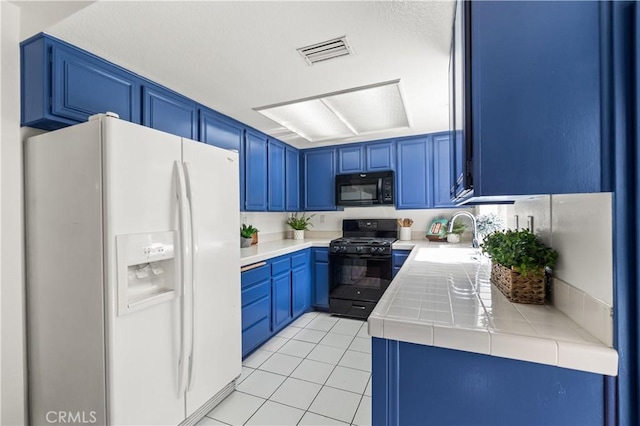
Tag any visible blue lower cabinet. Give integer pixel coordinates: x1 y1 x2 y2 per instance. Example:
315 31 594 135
142 85 198 139
372 338 607 426
392 250 410 278
312 248 330 309
292 250 311 316
272 272 292 331
240 264 272 357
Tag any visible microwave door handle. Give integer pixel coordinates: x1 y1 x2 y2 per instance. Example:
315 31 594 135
377 178 383 204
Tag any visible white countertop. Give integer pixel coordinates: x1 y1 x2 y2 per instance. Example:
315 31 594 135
240 239 331 266
368 241 619 376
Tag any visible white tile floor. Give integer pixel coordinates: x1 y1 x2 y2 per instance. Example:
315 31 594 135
201 312 372 426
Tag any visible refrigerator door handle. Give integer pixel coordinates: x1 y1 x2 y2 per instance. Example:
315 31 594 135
174 161 191 397
183 162 198 391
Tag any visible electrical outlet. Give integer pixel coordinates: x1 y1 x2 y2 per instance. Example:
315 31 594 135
320 215 325 224
527 216 534 232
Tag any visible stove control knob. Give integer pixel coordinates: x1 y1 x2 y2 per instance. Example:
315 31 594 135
356 246 363 252
332 246 340 253
340 246 348 253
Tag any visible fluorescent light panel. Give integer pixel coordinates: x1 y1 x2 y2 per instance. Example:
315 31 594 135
255 80 409 142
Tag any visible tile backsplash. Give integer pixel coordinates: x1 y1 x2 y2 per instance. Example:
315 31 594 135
241 206 475 243
503 193 614 346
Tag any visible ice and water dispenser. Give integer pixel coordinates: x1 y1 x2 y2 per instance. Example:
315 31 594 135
116 231 178 316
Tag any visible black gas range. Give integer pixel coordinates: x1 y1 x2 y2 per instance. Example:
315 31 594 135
329 219 397 319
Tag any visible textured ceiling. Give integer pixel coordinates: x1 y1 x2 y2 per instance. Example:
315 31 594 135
45 1 455 148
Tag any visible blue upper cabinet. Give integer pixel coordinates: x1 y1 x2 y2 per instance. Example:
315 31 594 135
432 133 455 208
336 142 394 174
268 140 286 212
303 148 336 211
199 108 243 151
21 34 140 130
337 145 364 174
285 147 301 212
142 85 198 140
396 136 433 209
244 131 269 211
453 1 611 202
365 141 395 171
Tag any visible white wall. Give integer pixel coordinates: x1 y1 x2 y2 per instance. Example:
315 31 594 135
1 2 26 424
502 193 614 345
243 206 475 242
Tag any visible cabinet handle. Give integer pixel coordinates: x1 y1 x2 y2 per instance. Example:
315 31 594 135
241 261 267 272
353 305 367 310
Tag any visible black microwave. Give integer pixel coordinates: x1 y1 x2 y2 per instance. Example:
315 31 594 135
335 171 394 206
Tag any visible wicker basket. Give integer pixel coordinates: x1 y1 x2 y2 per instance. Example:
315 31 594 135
490 263 546 304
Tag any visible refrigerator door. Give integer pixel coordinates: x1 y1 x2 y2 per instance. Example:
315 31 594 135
182 139 242 415
102 117 187 425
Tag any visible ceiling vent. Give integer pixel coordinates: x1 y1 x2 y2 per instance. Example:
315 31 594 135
297 36 354 66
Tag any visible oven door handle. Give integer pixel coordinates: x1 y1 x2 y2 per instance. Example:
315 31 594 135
329 253 392 260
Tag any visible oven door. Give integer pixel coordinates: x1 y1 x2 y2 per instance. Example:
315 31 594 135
329 254 392 303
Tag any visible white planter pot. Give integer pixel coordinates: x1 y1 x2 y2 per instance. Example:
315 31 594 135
399 227 412 241
293 230 305 240
447 234 460 243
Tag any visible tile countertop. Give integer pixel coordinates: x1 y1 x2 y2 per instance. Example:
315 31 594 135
240 238 432 267
368 241 619 376
240 239 332 267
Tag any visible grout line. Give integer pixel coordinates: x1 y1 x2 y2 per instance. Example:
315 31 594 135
238 315 369 426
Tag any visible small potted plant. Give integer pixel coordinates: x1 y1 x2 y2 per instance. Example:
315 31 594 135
240 224 259 248
285 212 315 240
445 221 466 243
481 229 558 304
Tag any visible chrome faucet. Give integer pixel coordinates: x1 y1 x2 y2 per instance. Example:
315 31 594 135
448 211 479 248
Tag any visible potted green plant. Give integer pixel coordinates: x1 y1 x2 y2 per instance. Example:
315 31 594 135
481 229 558 304
285 213 315 240
445 221 466 243
240 224 259 248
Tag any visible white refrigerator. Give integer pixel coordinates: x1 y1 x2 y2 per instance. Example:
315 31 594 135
25 114 241 425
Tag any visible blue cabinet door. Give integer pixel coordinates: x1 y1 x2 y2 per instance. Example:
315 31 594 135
241 264 272 357
142 85 197 139
50 44 140 125
272 272 292 330
292 265 310 317
337 145 364 174
268 140 286 211
303 148 336 211
285 147 301 211
365 142 394 171
245 131 268 211
292 250 311 316
469 1 607 197
199 108 242 151
312 248 330 308
396 136 432 209
392 250 411 278
432 134 455 208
